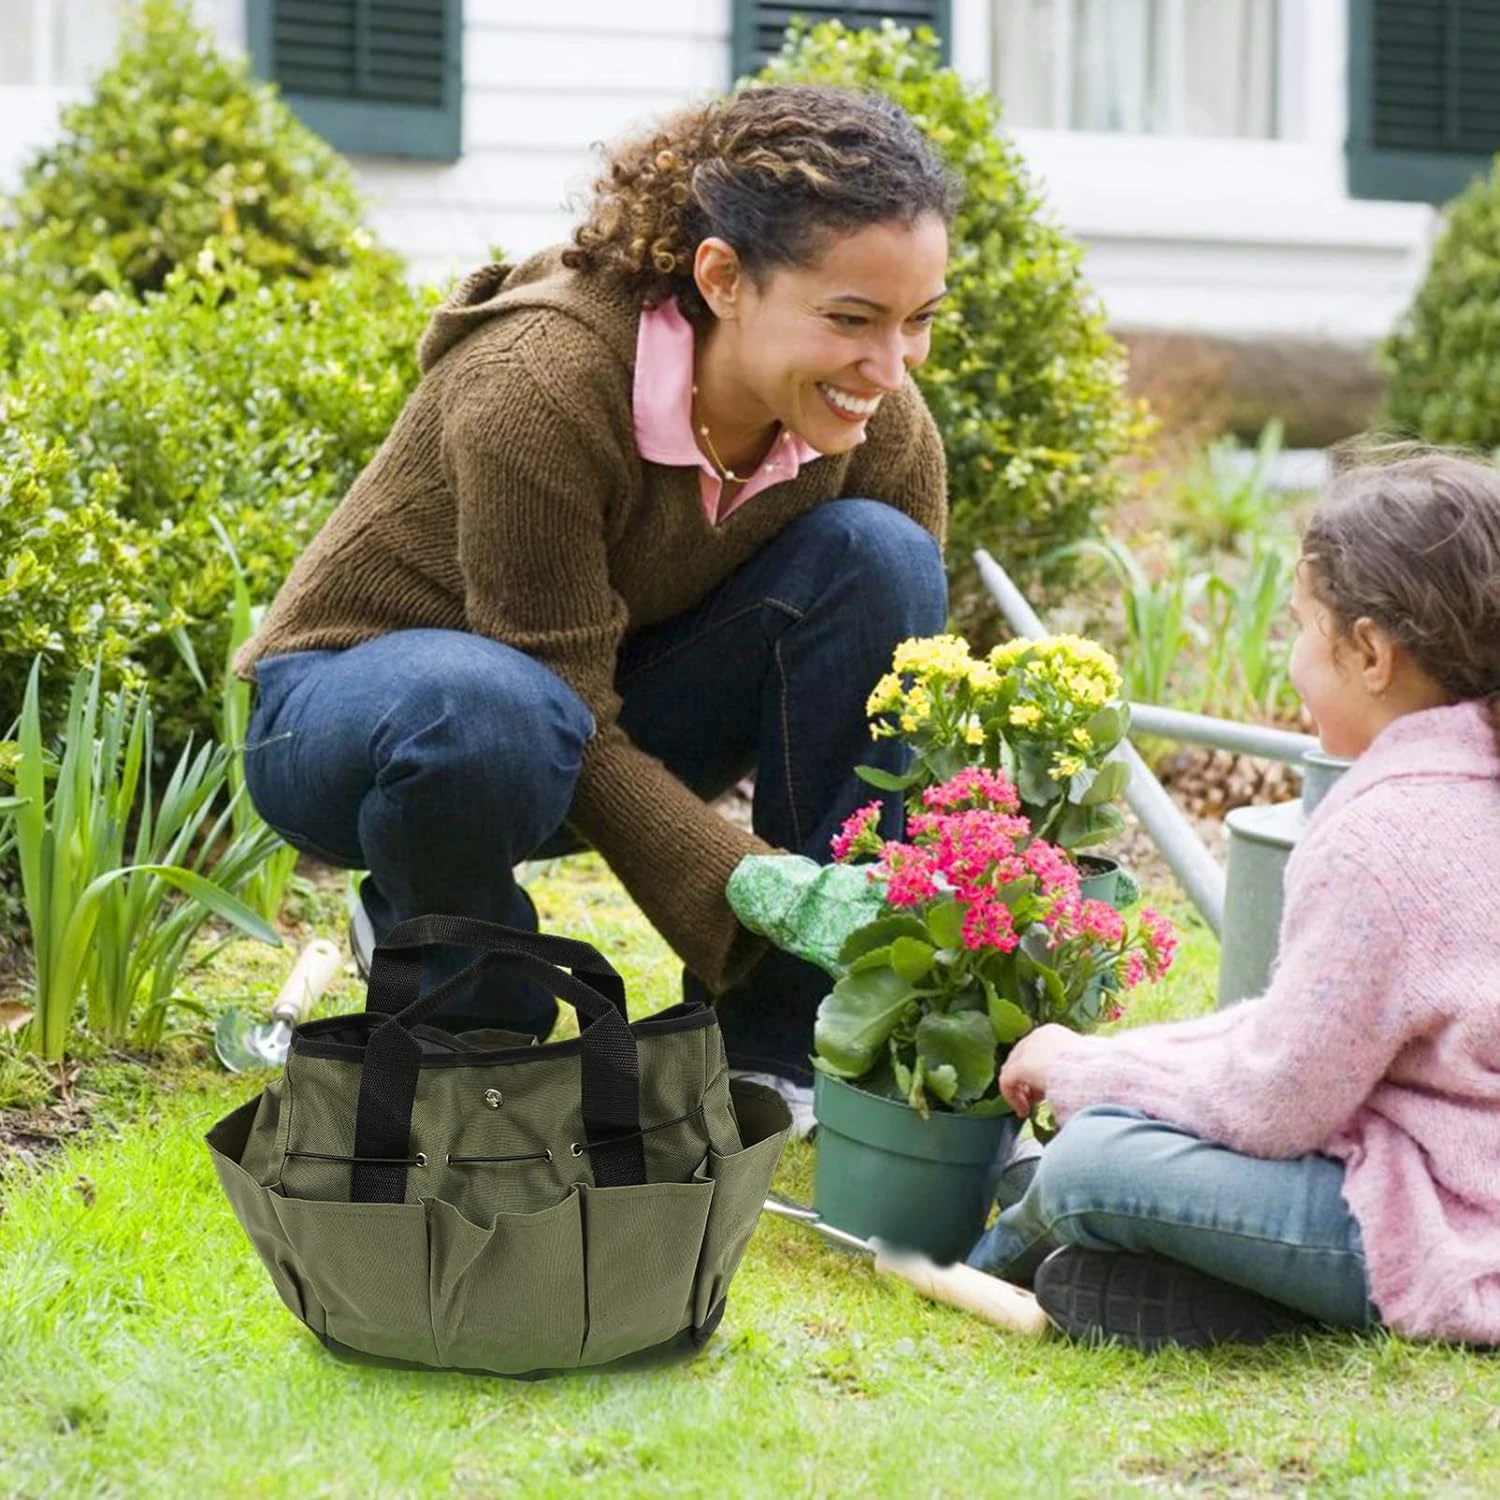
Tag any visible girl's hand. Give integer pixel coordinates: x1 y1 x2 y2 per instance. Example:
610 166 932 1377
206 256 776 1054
999 1024 1079 1118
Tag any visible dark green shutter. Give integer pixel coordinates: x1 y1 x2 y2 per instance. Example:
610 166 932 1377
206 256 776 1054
731 1 951 82
246 0 462 161
1348 0 1500 203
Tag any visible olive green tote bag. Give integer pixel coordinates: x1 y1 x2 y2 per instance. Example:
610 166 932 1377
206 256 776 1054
205 915 791 1375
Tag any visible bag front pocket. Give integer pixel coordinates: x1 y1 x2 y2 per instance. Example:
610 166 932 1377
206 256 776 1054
271 1195 437 1365
427 1190 586 1374
578 1178 714 1365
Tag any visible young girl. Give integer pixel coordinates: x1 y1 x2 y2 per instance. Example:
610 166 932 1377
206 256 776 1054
969 449 1500 1351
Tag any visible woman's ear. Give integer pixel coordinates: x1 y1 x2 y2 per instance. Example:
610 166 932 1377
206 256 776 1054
692 237 743 320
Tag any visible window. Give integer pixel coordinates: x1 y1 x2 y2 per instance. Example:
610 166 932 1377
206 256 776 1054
0 0 121 87
731 2 951 81
1347 0 1500 203
991 0 1280 138
244 0 462 161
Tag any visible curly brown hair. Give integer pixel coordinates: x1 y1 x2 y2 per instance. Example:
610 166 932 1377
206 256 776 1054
1303 441 1500 751
561 84 960 324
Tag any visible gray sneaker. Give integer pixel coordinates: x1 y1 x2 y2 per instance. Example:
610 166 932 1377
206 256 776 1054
729 1069 816 1141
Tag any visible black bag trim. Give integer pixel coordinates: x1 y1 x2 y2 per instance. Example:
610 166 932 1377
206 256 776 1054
290 1001 715 1064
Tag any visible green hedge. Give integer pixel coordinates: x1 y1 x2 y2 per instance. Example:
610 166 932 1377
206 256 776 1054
1383 160 1500 449
0 254 427 740
0 1 427 742
0 0 396 312
758 22 1147 621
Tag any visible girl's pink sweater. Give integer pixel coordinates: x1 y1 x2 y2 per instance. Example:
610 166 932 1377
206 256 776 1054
1049 701 1500 1343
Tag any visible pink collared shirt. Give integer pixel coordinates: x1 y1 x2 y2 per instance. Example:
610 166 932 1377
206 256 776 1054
632 296 821 525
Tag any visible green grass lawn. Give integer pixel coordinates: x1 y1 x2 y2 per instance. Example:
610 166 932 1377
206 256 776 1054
2 857 1497 1499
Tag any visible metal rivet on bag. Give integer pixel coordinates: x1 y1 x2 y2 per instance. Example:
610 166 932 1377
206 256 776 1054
484 1088 502 1109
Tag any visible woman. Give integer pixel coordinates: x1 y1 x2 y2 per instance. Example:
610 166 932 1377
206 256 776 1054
236 85 958 1121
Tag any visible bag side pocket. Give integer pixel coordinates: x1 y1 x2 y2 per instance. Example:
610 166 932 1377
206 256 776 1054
692 1080 792 1329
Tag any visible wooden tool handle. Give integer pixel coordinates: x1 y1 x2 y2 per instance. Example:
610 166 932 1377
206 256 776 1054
873 1242 1052 1337
268 939 345 1024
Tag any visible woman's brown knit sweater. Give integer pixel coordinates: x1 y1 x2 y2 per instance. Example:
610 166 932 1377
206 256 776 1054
236 247 948 992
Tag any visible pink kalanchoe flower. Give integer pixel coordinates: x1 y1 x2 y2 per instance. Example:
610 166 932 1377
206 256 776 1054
921 768 1021 815
831 800 884 863
1119 951 1149 989
879 842 939 907
1021 839 1082 898
1139 906 1179 978
1078 899 1127 945
960 893 1019 952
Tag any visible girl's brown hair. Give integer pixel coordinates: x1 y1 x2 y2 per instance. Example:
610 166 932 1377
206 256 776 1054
561 84 960 324
1302 442 1500 750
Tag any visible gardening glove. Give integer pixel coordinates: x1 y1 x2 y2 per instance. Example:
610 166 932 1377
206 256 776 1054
726 854 887 978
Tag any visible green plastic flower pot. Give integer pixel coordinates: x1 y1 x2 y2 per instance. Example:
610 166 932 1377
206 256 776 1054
1078 854 1139 910
813 1072 1021 1264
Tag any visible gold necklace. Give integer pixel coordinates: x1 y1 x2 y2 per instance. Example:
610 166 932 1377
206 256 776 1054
690 383 743 484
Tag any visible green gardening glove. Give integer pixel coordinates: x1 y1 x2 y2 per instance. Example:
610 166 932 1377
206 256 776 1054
726 854 889 978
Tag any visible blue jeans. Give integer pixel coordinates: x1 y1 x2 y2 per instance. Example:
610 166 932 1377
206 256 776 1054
966 1106 1381 1328
242 499 946 1072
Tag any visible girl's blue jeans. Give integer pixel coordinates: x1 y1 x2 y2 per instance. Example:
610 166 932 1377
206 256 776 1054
241 499 946 1077
967 1105 1382 1329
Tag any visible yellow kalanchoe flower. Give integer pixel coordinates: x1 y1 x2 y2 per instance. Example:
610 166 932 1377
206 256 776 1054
1008 703 1042 729
866 672 904 718
892 634 974 681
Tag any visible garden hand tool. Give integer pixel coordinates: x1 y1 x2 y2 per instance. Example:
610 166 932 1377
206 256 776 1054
214 938 344 1073
762 1192 1052 1337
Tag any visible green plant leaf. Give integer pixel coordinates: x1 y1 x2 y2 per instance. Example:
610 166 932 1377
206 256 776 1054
915 1010 997 1105
1079 759 1129 807
1083 705 1125 750
846 944 894 975
814 967 919 1078
923 1061 960 1105
985 986 1034 1044
888 936 935 984
838 915 929 965
963 1093 1015 1118
853 764 917 792
925 899 964 952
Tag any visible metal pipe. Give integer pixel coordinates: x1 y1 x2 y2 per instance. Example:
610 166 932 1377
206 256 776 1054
1130 703 1317 763
973 548 1226 935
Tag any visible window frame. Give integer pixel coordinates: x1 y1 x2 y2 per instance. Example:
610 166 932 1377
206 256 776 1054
244 0 463 162
730 2 953 83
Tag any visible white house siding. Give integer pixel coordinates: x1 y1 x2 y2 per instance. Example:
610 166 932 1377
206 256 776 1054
355 0 732 288
0 0 1438 340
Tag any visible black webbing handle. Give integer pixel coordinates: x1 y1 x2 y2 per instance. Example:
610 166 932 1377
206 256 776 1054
349 916 644 1202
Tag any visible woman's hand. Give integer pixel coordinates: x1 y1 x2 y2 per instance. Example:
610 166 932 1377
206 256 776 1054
999 1024 1080 1118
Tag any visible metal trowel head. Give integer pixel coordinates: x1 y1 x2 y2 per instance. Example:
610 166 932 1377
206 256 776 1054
212 938 345 1075
214 1012 295 1074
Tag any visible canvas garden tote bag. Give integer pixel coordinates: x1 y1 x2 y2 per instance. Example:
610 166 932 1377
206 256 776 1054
206 915 791 1375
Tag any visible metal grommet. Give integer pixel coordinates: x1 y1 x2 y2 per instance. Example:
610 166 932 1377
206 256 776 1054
484 1088 502 1109
544 1148 553 1163
443 1153 453 1167
570 1141 584 1158
414 1152 428 1167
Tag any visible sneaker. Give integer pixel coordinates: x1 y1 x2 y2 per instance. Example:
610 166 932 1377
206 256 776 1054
729 1069 816 1141
1032 1247 1312 1352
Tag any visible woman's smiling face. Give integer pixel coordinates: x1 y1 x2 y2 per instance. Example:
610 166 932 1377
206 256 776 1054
694 214 950 456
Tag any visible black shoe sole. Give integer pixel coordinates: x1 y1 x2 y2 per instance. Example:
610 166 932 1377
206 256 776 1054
1033 1247 1311 1352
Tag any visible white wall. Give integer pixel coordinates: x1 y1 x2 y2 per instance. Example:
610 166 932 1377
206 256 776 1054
949 0 1435 339
0 0 1436 340
355 0 732 288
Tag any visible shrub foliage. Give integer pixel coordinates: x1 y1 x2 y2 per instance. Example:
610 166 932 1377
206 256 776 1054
1383 161 1500 449
758 22 1147 619
0 0 396 308
0 1 427 740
